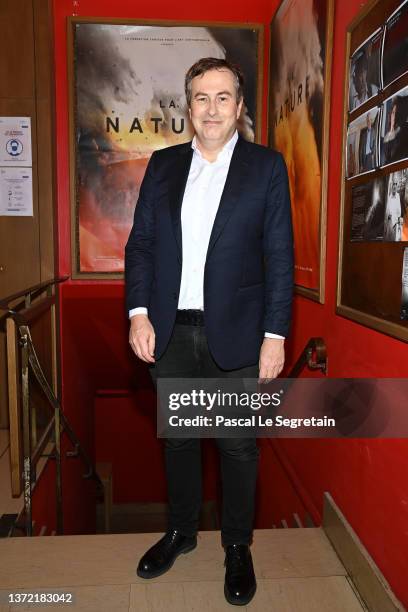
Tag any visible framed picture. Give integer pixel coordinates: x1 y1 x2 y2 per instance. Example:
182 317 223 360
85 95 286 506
346 106 380 178
379 85 408 167
268 0 334 302
68 19 263 278
337 0 408 343
348 28 382 112
382 0 408 88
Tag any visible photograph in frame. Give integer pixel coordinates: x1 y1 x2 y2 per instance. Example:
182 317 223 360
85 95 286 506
382 0 408 89
383 168 408 241
379 85 408 167
346 107 380 178
351 177 385 242
269 0 333 299
349 28 382 112
69 21 262 276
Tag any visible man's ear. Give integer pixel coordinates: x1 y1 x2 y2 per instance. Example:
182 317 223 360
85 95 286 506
237 98 243 118
188 106 192 119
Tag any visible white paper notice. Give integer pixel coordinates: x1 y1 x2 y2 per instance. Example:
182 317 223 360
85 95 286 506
0 117 32 166
0 167 33 216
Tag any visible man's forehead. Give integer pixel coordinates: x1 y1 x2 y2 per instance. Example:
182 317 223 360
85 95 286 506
191 68 235 88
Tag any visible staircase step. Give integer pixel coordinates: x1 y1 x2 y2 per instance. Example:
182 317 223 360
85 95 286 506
0 529 364 611
0 528 346 589
95 500 218 535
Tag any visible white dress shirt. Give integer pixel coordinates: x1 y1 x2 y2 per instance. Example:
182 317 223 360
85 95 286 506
130 131 283 339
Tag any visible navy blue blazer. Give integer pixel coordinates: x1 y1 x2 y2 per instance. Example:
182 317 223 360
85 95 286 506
125 135 294 370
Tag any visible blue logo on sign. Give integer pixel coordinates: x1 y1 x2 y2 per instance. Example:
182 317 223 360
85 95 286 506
6 139 23 157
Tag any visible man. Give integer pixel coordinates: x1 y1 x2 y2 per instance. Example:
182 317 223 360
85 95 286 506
384 178 403 241
350 52 378 111
359 113 376 173
125 57 293 606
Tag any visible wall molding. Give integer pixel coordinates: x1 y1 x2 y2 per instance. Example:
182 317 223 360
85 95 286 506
323 492 405 612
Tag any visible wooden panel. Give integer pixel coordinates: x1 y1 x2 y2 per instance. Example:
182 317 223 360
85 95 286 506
6 317 22 497
323 492 404 612
0 331 9 428
0 1 35 98
36 97 55 282
33 0 53 101
34 0 56 282
0 98 40 298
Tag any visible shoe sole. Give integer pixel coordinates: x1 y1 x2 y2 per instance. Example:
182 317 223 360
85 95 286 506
136 541 197 579
224 583 257 606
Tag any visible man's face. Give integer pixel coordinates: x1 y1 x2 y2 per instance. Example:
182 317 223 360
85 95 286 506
392 181 397 196
189 68 243 149
355 66 367 96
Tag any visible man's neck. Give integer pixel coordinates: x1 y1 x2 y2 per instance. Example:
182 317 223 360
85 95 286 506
194 131 237 163
195 140 224 163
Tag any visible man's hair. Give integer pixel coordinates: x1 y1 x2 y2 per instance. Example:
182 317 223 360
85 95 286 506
184 57 244 106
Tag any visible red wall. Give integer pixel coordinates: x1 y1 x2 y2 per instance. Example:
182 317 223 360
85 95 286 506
51 0 408 607
274 1 408 607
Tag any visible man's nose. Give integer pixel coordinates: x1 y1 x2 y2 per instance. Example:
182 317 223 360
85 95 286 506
207 99 217 115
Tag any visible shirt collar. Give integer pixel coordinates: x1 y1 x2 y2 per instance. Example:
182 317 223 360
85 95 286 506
191 130 238 162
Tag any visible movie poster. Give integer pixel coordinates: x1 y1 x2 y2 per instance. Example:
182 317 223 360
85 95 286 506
382 0 408 88
72 23 261 275
346 107 380 178
379 85 408 167
349 28 382 112
351 178 385 241
269 0 332 295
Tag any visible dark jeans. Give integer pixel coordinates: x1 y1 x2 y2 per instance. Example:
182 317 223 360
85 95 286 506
151 323 259 546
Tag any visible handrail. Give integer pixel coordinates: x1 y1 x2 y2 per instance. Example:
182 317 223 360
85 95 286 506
24 326 101 483
0 276 68 310
288 337 327 377
16 323 102 536
0 276 68 325
4 276 102 536
266 337 328 528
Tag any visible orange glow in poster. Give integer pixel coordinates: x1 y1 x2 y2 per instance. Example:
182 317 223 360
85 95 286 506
269 0 329 292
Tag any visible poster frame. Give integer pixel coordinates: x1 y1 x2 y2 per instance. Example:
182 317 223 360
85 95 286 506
67 17 264 279
337 0 408 343
267 0 334 303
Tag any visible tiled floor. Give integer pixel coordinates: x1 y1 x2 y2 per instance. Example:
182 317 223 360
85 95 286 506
0 529 366 611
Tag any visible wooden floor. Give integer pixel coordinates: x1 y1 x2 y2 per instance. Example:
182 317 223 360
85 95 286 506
0 528 366 611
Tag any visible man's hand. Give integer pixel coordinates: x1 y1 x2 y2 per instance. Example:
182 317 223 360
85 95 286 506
258 338 285 382
129 314 155 363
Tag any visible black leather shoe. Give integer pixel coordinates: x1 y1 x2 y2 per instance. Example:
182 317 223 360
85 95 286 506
224 544 256 606
136 529 197 579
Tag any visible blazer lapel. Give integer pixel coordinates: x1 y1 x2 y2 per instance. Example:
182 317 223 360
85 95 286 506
206 135 251 259
168 143 194 262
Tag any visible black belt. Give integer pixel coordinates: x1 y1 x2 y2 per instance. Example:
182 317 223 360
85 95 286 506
176 309 204 326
